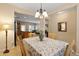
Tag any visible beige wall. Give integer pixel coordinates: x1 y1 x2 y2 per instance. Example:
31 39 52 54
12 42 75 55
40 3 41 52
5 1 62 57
48 7 76 44
48 3 79 55
76 4 79 54
0 4 14 51
0 4 32 51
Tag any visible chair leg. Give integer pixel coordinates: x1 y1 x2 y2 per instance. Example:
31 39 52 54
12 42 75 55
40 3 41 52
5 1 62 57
64 45 69 56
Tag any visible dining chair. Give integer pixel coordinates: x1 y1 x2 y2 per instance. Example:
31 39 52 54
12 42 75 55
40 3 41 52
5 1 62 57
64 40 76 56
17 35 32 56
64 44 69 56
48 33 57 39
29 33 36 37
17 35 26 56
69 40 76 56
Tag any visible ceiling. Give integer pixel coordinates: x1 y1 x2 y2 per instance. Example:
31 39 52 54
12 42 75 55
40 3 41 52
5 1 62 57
11 3 65 14
15 13 40 23
13 3 65 23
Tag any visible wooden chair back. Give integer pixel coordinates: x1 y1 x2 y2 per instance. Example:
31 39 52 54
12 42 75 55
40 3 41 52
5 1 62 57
64 40 75 56
48 33 57 39
69 40 76 56
17 35 26 56
64 44 69 56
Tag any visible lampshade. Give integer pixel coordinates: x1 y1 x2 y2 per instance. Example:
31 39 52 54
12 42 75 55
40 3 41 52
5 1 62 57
2 24 12 30
35 10 40 18
42 10 48 17
0 25 2 31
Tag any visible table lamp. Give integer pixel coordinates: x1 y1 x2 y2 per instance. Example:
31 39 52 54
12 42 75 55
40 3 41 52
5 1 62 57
2 24 11 53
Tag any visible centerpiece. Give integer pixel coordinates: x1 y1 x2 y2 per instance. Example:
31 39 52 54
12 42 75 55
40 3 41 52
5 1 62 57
35 30 44 41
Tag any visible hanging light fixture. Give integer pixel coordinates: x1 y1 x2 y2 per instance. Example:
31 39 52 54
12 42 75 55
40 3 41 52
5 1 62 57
35 3 48 19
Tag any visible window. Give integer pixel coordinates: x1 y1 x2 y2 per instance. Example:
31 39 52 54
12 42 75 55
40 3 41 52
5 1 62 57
29 25 35 32
21 25 26 31
28 24 38 32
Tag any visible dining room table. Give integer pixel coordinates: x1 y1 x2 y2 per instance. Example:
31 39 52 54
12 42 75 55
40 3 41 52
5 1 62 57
23 37 68 56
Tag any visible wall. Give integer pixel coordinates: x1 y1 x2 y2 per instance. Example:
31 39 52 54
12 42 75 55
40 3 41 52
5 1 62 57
0 4 14 51
48 7 76 44
0 4 32 51
76 4 79 54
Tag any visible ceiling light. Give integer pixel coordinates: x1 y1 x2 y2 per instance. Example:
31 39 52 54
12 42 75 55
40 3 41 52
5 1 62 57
43 10 48 17
35 3 48 19
35 10 40 18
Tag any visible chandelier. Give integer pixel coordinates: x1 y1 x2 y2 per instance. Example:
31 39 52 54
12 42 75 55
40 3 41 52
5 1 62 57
35 3 48 19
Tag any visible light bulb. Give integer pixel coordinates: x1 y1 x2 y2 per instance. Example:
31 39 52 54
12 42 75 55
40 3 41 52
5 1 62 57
40 15 44 19
35 10 40 18
43 10 48 17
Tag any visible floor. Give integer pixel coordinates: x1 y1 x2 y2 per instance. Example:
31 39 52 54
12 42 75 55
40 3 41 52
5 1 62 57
0 46 22 56
0 45 31 56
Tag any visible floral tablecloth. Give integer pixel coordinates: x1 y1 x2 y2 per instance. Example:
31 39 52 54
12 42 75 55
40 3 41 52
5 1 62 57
23 37 68 56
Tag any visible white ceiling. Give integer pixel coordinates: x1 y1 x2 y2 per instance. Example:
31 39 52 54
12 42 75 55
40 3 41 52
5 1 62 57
13 3 65 23
11 3 65 13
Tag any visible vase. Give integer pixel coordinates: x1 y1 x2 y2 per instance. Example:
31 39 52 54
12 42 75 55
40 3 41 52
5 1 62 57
39 33 44 41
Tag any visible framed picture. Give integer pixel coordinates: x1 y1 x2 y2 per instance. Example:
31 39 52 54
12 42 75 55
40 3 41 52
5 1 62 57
58 22 67 32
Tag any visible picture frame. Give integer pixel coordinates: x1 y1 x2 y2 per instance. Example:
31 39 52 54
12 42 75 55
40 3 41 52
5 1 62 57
58 22 67 32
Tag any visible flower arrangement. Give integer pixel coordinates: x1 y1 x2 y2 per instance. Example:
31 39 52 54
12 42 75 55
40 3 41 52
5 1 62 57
35 30 44 41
